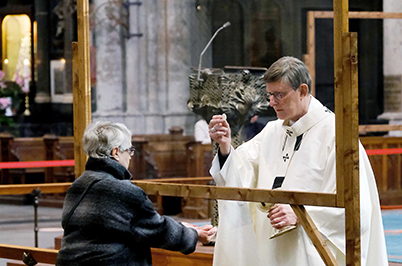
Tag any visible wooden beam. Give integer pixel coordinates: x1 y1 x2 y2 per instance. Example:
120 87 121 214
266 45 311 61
0 181 336 207
133 181 337 207
74 0 92 179
0 183 72 195
0 244 58 264
291 205 338 266
359 124 402 134
313 11 402 19
144 177 213 183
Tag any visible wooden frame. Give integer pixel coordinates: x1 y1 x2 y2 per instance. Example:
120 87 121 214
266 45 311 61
305 11 402 135
305 11 402 96
0 1 365 266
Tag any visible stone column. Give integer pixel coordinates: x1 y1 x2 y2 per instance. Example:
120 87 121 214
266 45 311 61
91 0 125 119
115 0 211 134
92 0 211 134
378 0 402 135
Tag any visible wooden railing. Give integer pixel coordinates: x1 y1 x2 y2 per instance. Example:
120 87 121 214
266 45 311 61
2 133 402 207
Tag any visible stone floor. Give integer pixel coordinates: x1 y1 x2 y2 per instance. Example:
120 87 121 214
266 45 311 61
0 204 63 266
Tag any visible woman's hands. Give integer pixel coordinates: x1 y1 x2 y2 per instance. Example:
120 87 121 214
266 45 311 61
267 204 298 229
208 114 231 155
183 222 217 245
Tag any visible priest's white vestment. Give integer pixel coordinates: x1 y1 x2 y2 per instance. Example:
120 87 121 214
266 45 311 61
210 96 388 266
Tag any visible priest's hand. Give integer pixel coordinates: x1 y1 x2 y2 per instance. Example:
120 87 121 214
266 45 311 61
267 204 298 229
209 114 231 155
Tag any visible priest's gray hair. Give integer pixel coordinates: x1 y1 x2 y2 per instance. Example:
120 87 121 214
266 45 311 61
263 56 312 93
82 121 132 158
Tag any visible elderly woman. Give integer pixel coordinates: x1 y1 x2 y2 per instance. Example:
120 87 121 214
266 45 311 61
56 121 214 266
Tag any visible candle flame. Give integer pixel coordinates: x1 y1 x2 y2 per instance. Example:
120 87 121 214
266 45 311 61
24 59 30 66
4 59 8 64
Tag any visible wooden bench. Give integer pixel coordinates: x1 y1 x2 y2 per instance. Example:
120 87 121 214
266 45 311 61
130 127 195 215
361 136 402 205
182 141 214 219
130 127 195 179
0 134 75 185
43 136 75 183
0 134 46 184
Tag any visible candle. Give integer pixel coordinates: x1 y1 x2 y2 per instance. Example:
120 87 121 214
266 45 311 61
24 59 29 79
4 59 8 80
23 59 30 92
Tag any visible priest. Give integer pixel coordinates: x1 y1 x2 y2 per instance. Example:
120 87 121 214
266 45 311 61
208 56 388 266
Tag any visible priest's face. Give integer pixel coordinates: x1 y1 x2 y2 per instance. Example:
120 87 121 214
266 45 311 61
266 81 307 122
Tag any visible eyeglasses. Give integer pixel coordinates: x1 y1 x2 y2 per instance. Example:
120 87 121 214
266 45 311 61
266 87 297 102
120 146 135 156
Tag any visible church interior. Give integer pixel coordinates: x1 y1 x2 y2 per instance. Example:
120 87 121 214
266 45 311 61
0 0 401 265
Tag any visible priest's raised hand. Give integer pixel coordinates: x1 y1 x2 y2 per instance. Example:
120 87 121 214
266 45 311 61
208 114 231 155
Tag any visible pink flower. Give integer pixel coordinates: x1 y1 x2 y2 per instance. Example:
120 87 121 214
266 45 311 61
0 97 11 109
0 82 6 89
0 71 4 80
15 73 24 88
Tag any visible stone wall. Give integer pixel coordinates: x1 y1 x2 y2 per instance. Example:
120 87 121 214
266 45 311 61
381 0 402 118
91 0 211 135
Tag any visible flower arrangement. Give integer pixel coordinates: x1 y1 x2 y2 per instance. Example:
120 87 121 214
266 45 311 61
0 70 28 125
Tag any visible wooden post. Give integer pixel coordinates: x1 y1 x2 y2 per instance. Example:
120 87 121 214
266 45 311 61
333 0 348 209
73 0 92 178
343 31 360 266
334 0 361 264
307 11 316 96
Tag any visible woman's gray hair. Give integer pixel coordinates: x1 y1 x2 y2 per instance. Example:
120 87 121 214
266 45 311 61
82 121 132 158
263 56 312 93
